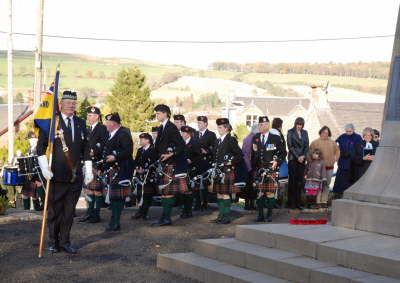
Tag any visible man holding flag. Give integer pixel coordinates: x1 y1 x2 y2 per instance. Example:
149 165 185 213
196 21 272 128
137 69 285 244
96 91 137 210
36 89 93 254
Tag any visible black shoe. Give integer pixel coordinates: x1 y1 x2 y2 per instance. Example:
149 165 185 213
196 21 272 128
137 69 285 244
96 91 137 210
125 202 133 208
209 217 222 223
88 215 101 223
132 212 144 219
255 216 265 222
193 206 201 211
267 209 273 222
201 203 208 210
296 206 305 211
60 244 78 254
48 244 60 253
218 217 231 224
105 224 120 232
151 219 172 226
78 215 91 223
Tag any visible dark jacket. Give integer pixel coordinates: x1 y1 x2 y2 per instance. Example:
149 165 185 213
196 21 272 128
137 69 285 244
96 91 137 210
37 114 90 184
194 129 217 168
354 140 379 180
213 134 244 165
251 132 287 169
287 128 309 162
154 120 187 174
185 138 205 177
87 123 108 162
134 144 158 193
102 126 134 181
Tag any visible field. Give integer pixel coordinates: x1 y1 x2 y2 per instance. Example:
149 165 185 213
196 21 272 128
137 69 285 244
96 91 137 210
0 51 388 98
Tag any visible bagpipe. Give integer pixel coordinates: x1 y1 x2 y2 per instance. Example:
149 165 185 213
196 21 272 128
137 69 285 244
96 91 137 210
253 156 280 199
94 159 120 204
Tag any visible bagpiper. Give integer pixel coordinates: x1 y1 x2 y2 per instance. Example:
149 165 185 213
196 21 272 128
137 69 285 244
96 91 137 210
211 118 244 224
251 116 286 222
79 106 108 224
181 125 203 218
102 112 134 231
36 90 93 254
173 114 186 131
132 133 158 220
152 104 188 226
193 116 217 210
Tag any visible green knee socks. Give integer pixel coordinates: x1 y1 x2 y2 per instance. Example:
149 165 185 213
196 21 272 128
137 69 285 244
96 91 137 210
86 194 95 217
220 199 231 218
110 199 124 227
94 195 103 218
162 197 175 221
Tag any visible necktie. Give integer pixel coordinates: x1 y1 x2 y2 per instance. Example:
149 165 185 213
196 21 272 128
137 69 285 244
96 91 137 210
261 134 265 145
217 138 221 146
67 117 72 131
199 132 203 138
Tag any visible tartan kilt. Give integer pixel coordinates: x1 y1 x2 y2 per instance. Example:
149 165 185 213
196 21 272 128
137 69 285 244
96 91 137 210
109 182 131 200
212 167 241 194
21 181 37 198
159 164 187 195
253 171 278 197
85 168 103 193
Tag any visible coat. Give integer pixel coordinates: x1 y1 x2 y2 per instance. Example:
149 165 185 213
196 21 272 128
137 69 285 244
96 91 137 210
37 114 90 184
251 132 287 169
287 128 309 162
354 140 379 181
87 123 108 162
194 129 217 170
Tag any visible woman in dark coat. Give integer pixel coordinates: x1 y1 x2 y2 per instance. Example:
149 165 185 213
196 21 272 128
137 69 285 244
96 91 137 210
286 117 309 209
354 127 379 181
332 123 362 196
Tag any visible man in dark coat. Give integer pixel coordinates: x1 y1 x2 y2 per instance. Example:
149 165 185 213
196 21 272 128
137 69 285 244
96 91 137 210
79 106 108 224
251 116 287 222
102 112 134 231
193 116 217 210
152 104 188 226
37 90 93 254
132 133 158 220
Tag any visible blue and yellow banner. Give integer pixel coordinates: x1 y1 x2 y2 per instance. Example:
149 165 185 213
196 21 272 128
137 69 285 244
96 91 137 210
33 70 60 143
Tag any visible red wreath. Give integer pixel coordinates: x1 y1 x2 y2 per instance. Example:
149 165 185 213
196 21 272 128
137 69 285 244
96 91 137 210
289 218 328 225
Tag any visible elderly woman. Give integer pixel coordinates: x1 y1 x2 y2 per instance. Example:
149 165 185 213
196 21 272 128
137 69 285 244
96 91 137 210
287 117 309 209
309 126 340 207
241 124 259 210
332 123 362 196
354 127 379 181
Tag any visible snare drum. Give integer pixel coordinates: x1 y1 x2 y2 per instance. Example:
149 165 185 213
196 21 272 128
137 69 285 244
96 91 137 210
17 156 39 176
3 166 25 186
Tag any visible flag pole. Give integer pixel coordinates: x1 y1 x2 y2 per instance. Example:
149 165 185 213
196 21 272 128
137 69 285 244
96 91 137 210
38 67 60 258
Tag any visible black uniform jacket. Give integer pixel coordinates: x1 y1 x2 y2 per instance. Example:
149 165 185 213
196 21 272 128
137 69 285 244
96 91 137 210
134 144 158 188
213 134 244 165
251 132 287 169
185 138 205 177
154 120 187 174
87 123 108 162
102 126 134 181
37 114 90 184
194 129 217 168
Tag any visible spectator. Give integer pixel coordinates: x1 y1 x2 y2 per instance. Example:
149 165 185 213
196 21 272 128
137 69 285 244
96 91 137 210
304 148 327 209
372 129 380 143
309 126 340 208
332 123 362 196
287 117 309 209
241 124 259 210
354 127 379 181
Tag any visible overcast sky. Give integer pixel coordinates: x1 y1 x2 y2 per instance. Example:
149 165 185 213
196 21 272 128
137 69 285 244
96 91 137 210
0 0 399 68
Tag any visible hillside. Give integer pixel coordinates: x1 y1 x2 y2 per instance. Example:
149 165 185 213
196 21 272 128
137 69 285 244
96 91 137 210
0 51 389 102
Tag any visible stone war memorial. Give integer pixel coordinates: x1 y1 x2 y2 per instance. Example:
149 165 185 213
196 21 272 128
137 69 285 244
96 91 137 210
157 6 400 283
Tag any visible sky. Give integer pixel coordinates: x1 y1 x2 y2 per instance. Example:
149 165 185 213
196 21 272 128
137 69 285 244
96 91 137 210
0 0 399 68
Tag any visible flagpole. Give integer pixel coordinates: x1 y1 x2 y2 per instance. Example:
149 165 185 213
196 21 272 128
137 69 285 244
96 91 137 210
38 67 60 258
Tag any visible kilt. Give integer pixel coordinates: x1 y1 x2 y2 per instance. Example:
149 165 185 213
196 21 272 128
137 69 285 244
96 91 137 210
253 170 278 198
304 180 323 196
85 168 103 194
212 167 241 194
159 164 187 195
109 183 131 200
21 181 37 198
